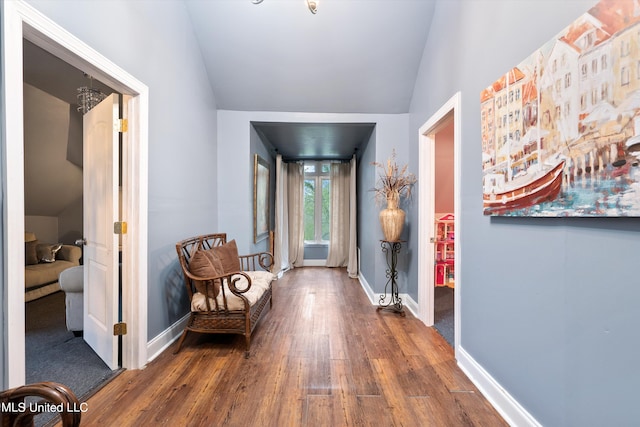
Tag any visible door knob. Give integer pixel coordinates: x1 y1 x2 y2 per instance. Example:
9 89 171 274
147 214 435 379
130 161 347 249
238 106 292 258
75 238 86 246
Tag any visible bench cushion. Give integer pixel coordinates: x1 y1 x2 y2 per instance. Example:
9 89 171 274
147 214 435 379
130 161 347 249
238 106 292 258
191 271 275 312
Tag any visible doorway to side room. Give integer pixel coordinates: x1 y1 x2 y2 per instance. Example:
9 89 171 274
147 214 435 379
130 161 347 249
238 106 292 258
23 37 124 385
3 0 149 387
432 119 455 346
418 92 461 353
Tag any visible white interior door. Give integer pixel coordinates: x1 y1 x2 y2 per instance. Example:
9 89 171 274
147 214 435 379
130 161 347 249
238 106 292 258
83 93 120 370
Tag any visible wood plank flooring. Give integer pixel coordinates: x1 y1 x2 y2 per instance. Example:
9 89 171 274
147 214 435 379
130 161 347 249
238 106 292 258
71 267 506 426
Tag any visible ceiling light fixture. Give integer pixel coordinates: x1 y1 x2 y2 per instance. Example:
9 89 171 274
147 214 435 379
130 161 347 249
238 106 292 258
77 74 106 115
251 0 318 14
306 0 318 14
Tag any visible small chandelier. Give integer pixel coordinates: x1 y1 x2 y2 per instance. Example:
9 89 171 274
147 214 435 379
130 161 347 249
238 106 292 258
251 0 318 14
77 74 106 115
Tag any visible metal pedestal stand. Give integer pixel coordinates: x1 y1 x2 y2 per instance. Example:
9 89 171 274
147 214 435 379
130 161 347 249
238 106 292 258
377 240 405 316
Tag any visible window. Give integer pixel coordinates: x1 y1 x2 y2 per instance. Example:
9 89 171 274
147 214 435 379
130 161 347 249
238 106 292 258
586 31 594 47
304 161 331 243
622 66 630 86
621 40 631 57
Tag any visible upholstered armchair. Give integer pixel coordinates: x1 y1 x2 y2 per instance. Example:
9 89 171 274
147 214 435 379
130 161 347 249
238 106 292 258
58 266 84 333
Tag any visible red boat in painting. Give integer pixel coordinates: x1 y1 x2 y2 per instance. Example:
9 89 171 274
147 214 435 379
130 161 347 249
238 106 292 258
483 160 566 214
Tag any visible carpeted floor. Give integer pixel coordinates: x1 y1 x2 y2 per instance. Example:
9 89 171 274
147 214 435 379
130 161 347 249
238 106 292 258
434 286 454 347
25 291 117 426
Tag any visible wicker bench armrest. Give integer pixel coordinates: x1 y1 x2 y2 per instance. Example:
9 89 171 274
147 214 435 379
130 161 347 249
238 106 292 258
183 269 253 295
239 252 274 272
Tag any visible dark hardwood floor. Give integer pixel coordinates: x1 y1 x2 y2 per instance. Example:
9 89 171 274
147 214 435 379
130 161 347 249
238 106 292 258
71 267 506 426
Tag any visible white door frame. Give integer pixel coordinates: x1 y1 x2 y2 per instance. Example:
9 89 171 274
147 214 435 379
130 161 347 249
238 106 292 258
418 92 462 354
2 0 149 387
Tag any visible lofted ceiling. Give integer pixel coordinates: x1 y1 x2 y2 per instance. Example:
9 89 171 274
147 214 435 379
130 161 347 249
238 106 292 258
185 0 435 114
186 0 436 159
24 1 436 163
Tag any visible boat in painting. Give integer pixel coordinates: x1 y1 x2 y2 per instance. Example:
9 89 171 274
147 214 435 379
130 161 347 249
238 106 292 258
483 160 566 214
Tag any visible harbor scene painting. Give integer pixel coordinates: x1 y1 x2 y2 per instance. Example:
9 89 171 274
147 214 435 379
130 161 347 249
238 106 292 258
480 0 640 216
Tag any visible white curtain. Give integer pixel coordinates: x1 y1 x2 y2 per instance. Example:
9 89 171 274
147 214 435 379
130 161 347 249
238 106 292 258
273 154 290 274
347 156 358 278
287 161 305 268
326 162 350 267
326 156 358 278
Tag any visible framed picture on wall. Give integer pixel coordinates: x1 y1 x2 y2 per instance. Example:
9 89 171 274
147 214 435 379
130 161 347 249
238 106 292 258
254 154 269 243
480 0 640 217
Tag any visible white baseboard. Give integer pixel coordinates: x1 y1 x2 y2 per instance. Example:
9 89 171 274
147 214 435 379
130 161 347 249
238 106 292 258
357 272 418 318
457 347 541 427
400 294 418 317
146 313 190 363
358 271 377 303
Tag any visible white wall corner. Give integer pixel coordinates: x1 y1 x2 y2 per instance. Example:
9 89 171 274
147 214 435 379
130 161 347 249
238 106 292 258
457 347 541 427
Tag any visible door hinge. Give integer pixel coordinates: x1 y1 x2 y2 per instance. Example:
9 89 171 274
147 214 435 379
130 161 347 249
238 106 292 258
115 118 128 133
113 322 127 336
114 221 128 235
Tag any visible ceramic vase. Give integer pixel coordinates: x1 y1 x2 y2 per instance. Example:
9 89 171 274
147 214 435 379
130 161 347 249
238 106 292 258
379 191 405 241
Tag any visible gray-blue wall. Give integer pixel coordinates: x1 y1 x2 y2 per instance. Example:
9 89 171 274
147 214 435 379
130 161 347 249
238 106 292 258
357 127 377 284
22 0 220 340
408 0 640 425
249 123 274 255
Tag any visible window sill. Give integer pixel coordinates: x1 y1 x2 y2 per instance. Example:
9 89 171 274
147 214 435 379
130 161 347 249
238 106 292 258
304 242 329 247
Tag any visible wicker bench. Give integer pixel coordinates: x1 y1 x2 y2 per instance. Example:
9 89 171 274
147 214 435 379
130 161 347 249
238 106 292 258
175 233 275 357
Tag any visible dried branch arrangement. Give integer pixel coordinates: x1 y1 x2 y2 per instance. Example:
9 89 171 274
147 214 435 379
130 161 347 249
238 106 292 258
372 150 417 206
